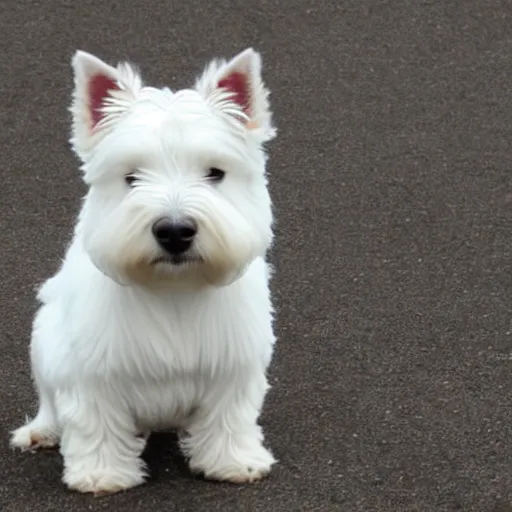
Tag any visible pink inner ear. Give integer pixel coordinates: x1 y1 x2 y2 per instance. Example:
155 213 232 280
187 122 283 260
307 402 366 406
218 72 251 116
89 74 119 128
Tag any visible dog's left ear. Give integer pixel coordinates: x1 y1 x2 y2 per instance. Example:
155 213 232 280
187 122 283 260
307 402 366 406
70 50 143 161
195 48 276 142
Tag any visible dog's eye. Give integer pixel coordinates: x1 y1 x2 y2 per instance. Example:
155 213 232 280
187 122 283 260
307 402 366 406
206 168 225 183
125 174 138 187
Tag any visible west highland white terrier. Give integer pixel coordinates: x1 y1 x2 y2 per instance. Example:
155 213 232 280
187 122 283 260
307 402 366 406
11 47 278 495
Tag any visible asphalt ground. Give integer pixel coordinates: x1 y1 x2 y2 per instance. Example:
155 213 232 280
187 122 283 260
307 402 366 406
0 1 511 511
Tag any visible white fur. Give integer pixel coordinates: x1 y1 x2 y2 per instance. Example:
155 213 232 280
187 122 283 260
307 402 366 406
11 47 278 495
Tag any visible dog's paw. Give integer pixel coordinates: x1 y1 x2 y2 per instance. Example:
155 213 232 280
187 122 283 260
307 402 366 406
189 443 276 484
63 463 147 496
10 423 59 452
203 463 272 484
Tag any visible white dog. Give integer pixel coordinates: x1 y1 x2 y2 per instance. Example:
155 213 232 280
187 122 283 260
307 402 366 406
10 47 278 496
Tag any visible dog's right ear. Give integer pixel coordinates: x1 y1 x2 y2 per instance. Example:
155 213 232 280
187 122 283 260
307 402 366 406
70 51 143 161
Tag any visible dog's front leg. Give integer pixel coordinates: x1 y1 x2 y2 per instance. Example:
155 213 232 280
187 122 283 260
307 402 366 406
57 387 147 496
180 368 276 484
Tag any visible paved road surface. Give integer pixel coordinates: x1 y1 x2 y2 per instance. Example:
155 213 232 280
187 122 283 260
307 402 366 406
1 1 511 511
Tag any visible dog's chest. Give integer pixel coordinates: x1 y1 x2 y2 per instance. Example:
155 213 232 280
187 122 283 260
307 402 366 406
101 283 271 381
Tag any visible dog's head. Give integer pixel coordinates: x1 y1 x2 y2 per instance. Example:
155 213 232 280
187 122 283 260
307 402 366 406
70 49 276 289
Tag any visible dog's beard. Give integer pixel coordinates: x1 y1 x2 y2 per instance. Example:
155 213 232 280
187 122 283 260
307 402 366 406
82 190 264 290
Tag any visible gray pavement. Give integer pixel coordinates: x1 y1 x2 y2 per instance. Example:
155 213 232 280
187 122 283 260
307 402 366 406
1 1 511 511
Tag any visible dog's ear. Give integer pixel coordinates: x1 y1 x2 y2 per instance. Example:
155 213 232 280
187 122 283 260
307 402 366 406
195 48 276 142
70 50 143 161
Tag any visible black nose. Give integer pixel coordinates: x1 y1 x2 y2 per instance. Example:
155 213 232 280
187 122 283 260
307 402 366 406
152 218 197 255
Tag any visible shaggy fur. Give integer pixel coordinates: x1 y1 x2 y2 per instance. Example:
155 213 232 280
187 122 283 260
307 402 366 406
10 47 278 495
